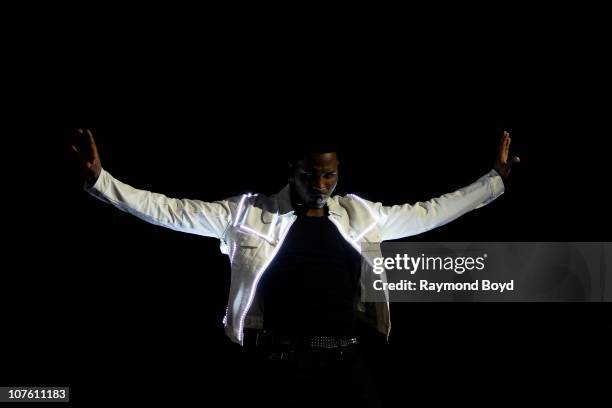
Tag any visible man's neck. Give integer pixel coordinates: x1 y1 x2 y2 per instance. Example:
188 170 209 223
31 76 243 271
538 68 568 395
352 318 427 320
294 204 326 218
305 208 325 217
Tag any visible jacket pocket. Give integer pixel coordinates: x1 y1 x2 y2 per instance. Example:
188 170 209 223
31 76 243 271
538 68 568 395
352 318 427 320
231 232 265 268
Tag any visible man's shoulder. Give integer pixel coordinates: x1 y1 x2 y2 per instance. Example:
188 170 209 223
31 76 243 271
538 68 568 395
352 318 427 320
227 191 284 214
333 192 374 204
331 193 378 212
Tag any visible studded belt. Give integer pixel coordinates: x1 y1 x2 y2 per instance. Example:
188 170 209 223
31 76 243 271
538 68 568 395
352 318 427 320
247 330 359 350
308 335 358 349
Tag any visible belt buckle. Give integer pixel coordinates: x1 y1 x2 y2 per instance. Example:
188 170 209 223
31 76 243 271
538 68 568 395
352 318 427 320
268 351 283 360
255 330 276 348
309 336 358 349
268 351 296 361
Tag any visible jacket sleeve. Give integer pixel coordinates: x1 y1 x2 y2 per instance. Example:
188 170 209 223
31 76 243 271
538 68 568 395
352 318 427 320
86 168 232 239
375 169 505 241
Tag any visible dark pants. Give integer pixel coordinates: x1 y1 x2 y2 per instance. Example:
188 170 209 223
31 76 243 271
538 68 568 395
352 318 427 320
237 344 383 408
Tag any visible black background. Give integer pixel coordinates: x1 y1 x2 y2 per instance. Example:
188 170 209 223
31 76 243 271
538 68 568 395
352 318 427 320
3 6 610 406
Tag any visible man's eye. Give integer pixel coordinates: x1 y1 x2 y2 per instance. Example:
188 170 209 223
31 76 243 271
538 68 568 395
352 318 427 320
300 172 335 179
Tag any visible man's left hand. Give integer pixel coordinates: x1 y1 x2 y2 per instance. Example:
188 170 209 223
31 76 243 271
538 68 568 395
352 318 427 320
493 130 520 179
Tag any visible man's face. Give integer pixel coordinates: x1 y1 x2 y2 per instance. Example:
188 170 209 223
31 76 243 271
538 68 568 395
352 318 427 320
291 152 339 208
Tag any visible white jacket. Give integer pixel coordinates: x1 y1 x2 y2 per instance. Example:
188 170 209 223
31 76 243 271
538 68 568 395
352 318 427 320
88 168 505 344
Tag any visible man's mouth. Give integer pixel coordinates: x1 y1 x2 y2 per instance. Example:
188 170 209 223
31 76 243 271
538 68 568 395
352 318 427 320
314 194 329 204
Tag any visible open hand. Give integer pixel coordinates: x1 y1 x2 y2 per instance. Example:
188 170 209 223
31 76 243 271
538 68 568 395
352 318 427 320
70 128 102 188
493 130 520 179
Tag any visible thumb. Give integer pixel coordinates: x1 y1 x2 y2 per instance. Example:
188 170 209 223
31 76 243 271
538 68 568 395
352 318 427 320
70 144 85 162
508 156 521 167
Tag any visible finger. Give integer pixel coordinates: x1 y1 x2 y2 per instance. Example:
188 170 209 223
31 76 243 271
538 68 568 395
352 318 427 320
497 133 507 156
72 129 87 150
70 144 90 172
499 136 510 161
85 128 98 156
75 128 86 142
70 144 83 159
72 128 82 142
499 130 510 148
503 132 512 157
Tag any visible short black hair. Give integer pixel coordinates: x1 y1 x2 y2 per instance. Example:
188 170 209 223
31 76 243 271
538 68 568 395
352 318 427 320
286 141 342 165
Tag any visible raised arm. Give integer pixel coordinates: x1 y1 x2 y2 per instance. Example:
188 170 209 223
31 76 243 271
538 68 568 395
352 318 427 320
70 129 232 239
375 131 519 241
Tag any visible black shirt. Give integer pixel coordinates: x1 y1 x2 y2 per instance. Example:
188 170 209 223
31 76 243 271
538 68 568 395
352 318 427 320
259 212 361 336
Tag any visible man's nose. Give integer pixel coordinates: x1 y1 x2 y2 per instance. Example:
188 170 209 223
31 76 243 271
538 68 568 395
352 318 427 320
313 177 327 191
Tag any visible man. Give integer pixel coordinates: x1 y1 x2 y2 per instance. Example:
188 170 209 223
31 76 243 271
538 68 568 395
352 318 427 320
71 129 519 406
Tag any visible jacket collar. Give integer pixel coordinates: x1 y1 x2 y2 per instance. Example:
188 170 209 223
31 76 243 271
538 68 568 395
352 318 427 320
262 184 343 223
275 184 294 215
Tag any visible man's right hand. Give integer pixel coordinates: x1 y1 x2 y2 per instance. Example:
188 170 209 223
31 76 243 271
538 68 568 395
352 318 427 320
70 128 102 188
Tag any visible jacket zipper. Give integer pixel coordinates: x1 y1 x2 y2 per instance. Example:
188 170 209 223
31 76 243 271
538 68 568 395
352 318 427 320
235 210 391 343
236 215 297 343
329 214 391 341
